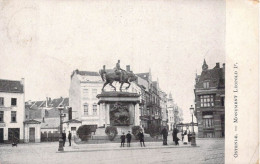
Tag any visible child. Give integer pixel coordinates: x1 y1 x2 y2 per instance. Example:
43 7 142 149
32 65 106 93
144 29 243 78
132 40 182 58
120 132 126 147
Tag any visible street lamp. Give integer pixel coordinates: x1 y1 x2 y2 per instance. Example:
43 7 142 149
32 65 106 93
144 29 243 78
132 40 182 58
57 105 65 152
189 105 196 146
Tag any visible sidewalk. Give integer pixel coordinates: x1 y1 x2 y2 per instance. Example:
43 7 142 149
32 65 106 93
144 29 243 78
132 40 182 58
62 141 199 153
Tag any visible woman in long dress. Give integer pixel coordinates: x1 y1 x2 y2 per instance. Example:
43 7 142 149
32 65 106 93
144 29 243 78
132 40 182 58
183 130 188 144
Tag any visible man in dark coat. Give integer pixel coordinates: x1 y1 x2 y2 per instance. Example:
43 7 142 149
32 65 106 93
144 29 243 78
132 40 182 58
68 131 72 146
172 127 180 145
126 131 132 147
120 132 126 147
62 131 66 147
138 130 145 147
161 127 168 145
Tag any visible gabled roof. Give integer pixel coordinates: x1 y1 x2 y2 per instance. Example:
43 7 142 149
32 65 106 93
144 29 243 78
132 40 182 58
0 79 24 93
136 73 149 81
25 97 69 119
71 70 100 78
196 63 225 89
24 119 41 124
27 108 43 119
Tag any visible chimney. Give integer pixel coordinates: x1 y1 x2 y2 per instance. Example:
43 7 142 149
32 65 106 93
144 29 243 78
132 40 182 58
75 69 79 74
216 63 220 68
21 78 25 92
126 65 130 72
222 63 225 68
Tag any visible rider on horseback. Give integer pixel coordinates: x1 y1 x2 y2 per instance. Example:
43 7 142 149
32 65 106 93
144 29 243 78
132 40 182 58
115 60 124 83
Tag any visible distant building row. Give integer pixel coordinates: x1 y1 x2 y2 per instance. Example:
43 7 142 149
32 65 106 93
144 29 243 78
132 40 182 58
0 67 183 143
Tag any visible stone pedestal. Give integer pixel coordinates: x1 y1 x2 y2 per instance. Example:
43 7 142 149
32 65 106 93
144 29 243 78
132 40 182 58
97 91 140 134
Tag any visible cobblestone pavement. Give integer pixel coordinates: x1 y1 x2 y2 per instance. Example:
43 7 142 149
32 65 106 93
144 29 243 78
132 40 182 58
0 138 224 164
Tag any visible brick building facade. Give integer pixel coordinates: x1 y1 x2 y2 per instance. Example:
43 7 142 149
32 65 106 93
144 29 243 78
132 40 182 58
194 60 225 138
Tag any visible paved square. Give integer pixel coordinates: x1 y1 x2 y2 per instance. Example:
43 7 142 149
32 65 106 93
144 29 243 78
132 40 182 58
0 138 224 164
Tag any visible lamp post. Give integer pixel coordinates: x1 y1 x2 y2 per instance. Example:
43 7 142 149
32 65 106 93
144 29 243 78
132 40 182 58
57 105 65 152
189 105 196 146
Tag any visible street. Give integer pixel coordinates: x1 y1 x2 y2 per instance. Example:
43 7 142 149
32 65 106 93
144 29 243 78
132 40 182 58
0 138 224 164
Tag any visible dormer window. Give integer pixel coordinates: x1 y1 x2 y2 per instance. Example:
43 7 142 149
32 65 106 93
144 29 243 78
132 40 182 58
203 82 209 89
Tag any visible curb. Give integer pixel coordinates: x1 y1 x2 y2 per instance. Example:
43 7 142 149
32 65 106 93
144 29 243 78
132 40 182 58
58 145 200 153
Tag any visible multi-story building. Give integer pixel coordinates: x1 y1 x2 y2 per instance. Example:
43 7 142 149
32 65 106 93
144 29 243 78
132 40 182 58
167 93 175 130
159 90 167 127
194 60 225 138
167 93 183 131
136 71 162 129
0 79 25 143
69 70 103 127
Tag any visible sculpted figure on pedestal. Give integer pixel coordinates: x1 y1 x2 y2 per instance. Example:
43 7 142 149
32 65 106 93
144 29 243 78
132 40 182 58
99 60 137 92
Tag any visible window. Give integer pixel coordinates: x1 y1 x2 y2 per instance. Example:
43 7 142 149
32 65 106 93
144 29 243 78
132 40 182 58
0 111 4 122
92 89 97 99
11 111 17 122
83 89 88 99
11 98 17 106
71 127 76 131
200 95 214 107
0 97 4 106
84 104 88 115
203 82 209 89
221 97 225 106
93 104 97 115
203 118 214 128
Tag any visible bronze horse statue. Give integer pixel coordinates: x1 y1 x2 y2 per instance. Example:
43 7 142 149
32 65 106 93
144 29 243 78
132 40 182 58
99 69 137 92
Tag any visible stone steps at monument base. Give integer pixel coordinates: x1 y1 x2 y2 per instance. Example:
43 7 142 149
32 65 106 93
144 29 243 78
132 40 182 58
94 128 106 136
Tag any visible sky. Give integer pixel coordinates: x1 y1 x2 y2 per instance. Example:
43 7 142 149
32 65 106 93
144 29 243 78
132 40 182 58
0 0 225 122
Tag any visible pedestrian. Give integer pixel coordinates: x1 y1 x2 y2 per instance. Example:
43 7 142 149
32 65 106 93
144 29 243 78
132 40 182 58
62 131 66 147
68 131 72 146
138 130 145 147
183 130 188 145
172 127 180 145
126 131 132 147
187 129 192 143
120 132 126 147
161 127 168 145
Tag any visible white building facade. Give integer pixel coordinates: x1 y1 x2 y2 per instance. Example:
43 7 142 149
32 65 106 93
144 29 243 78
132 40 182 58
0 79 25 143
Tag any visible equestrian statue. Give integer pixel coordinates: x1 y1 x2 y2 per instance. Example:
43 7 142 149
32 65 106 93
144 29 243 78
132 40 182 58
99 60 137 92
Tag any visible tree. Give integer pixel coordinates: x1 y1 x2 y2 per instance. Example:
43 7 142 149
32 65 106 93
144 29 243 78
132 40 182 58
105 126 118 141
77 125 92 141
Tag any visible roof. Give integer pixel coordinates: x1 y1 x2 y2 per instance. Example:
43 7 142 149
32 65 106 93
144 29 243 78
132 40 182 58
136 73 149 81
24 119 41 124
0 79 24 93
25 97 69 119
27 108 43 119
36 118 60 129
63 119 82 124
196 64 225 89
71 70 100 78
78 71 100 76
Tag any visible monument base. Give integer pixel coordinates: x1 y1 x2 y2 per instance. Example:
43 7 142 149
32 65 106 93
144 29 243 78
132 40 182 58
96 91 140 135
